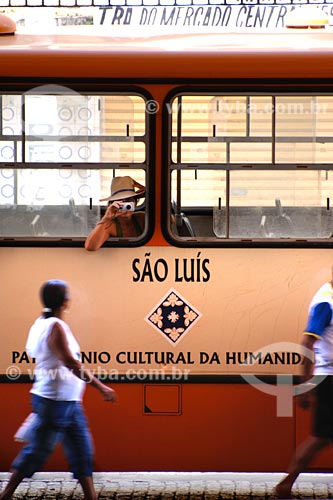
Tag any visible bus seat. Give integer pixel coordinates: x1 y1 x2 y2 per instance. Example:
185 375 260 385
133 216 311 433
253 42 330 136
177 213 196 237
171 201 195 237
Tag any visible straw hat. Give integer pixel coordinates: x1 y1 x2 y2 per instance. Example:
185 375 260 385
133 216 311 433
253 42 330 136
100 176 145 202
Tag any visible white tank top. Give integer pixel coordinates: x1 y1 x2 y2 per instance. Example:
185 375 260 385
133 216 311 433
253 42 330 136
26 316 85 401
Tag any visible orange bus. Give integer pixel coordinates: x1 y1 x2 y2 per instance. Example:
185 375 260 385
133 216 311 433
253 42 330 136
1 30 333 473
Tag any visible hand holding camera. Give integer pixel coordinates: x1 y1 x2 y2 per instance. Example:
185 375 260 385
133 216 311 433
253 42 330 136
103 200 135 221
118 201 135 213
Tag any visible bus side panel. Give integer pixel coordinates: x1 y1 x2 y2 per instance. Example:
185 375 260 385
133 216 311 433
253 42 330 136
1 247 332 471
0 246 329 376
0 383 294 472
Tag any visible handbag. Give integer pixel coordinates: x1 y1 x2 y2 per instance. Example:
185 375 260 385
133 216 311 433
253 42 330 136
14 412 38 442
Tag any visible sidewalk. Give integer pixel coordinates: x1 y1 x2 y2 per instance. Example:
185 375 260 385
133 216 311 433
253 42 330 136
1 472 333 499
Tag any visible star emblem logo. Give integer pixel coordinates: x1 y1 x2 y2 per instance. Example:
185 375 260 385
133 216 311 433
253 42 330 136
145 289 202 345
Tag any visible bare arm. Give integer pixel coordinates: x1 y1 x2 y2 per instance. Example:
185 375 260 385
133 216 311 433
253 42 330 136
298 334 316 409
301 334 316 382
48 322 117 402
84 205 116 252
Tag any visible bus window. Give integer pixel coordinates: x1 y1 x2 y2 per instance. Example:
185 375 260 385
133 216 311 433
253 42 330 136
0 167 146 239
0 91 150 244
166 93 333 244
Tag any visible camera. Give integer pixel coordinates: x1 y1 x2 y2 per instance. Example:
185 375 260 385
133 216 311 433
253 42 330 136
119 201 135 212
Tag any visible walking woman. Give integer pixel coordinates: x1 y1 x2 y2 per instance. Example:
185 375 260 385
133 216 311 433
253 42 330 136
0 279 117 500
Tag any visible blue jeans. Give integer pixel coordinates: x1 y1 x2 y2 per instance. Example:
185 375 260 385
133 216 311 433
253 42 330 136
12 394 94 479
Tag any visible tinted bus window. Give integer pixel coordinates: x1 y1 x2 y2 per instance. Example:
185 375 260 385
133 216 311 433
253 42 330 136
166 93 333 243
0 91 150 243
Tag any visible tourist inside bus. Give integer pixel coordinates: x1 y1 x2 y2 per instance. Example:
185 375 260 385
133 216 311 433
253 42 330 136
84 176 145 251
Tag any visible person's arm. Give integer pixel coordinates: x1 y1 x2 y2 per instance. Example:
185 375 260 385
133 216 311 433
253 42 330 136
300 334 316 383
48 322 117 402
298 301 332 407
298 334 316 409
84 219 114 252
84 204 117 252
84 202 128 251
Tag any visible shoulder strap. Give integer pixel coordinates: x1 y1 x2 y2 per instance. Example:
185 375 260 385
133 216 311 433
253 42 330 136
114 217 123 237
132 214 142 236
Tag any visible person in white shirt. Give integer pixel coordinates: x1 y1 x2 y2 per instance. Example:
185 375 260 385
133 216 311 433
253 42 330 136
0 279 117 500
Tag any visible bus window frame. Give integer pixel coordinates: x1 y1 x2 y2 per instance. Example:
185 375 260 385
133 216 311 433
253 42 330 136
0 82 155 248
162 84 333 248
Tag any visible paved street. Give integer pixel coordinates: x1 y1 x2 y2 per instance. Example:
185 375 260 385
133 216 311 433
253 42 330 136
1 472 333 499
